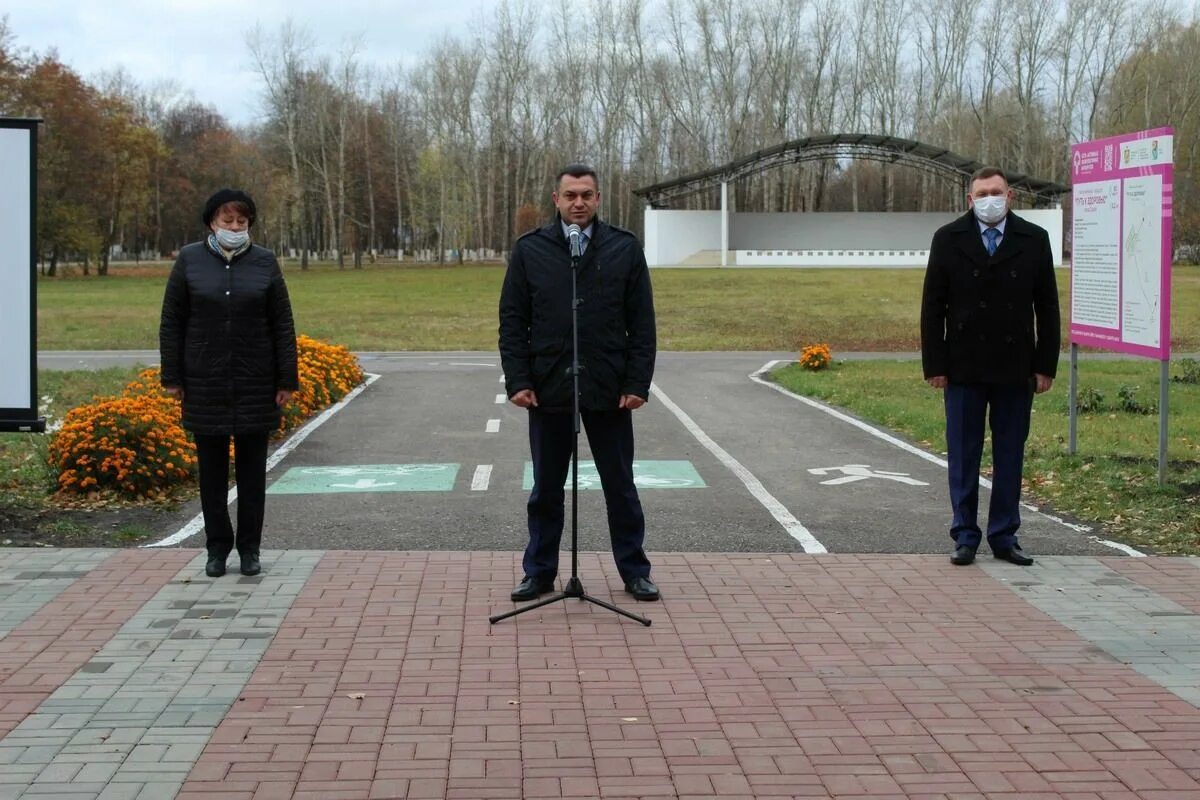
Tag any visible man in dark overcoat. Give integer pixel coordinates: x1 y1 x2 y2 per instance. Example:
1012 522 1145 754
498 163 659 601
921 166 1060 566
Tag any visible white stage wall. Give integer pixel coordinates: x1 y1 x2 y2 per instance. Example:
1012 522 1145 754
643 208 1064 267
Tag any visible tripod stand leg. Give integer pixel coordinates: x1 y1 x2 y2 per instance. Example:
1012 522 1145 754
580 594 651 626
489 592 570 624
489 588 651 626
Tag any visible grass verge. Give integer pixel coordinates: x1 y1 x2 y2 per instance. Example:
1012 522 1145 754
37 261 1200 352
772 359 1200 555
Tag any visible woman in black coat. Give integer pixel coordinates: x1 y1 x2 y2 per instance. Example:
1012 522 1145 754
159 189 299 578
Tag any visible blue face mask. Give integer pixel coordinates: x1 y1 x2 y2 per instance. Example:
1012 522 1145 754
214 228 250 249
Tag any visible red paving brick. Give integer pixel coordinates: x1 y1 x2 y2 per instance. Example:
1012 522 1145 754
2 549 1198 798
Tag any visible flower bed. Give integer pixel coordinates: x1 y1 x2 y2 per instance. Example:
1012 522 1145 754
47 337 364 500
799 343 833 371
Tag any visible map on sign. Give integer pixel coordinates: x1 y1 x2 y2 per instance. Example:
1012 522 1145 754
1121 175 1163 348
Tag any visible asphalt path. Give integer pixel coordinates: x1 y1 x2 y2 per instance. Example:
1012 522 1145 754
44 350 1126 558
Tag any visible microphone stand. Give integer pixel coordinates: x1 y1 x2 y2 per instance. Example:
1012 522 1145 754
490 235 651 627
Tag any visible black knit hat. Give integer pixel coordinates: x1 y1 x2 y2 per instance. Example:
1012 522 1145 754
202 188 257 228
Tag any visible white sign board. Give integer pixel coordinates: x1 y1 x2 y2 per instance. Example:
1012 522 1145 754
0 119 43 432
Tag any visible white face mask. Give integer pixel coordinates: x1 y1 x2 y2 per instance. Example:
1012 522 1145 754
214 228 250 249
971 194 1008 225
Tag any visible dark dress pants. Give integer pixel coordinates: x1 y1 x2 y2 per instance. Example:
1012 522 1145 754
944 382 1033 552
524 407 651 584
194 432 269 558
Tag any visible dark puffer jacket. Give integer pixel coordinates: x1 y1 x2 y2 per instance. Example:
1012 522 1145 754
159 241 299 435
498 217 656 411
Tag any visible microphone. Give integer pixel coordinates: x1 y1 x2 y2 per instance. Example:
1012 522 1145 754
567 224 584 260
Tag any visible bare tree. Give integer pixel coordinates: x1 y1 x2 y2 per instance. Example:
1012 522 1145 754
248 21 314 267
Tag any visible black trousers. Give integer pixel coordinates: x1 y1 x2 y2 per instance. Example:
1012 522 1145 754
524 407 651 584
194 432 269 558
944 382 1033 552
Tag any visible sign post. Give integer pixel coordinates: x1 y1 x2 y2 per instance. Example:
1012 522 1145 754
1069 127 1173 483
0 118 44 433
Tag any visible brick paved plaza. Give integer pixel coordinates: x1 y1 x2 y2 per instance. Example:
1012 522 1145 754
1 548 1198 799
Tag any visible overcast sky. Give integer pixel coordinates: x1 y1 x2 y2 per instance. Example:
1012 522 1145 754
4 0 508 125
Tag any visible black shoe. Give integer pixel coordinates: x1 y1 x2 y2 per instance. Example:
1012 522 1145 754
624 575 660 601
205 555 226 577
994 546 1034 566
950 545 976 566
240 554 261 576
510 576 554 601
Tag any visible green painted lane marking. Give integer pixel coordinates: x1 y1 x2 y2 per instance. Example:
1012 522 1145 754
268 464 460 494
522 460 705 490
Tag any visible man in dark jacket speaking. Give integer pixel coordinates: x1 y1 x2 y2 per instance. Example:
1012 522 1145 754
499 164 659 602
921 166 1060 568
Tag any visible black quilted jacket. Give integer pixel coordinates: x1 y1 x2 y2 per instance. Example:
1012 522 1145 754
159 240 298 435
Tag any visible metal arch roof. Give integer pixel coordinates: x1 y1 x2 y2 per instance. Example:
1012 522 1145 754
632 133 1070 207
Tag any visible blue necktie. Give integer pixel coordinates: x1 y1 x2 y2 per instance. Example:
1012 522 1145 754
580 233 589 255
984 227 1000 256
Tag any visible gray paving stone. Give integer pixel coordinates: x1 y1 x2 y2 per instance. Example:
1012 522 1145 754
0 550 114 641
0 550 317 799
985 556 1200 708
35 762 82 783
96 784 142 800
21 782 107 795
75 764 120 784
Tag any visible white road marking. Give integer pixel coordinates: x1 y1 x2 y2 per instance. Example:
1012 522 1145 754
650 381 827 554
495 394 506 404
144 372 383 548
749 360 1146 557
486 419 501 433
471 465 493 491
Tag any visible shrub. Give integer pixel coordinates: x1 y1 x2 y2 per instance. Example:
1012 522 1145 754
1172 357 1200 384
1117 384 1154 415
798 343 833 371
47 393 195 499
49 336 364 501
1075 386 1105 414
282 335 366 430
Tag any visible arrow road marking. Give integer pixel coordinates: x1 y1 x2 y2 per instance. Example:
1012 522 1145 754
808 464 929 486
330 478 398 489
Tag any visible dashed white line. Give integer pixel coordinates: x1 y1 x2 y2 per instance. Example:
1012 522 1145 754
650 381 827 554
494 393 506 404
486 419 501 433
471 465 493 491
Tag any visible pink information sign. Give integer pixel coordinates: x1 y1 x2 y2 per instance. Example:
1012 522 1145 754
1069 127 1173 359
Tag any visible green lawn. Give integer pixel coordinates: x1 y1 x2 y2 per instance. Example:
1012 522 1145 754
36 260 1200 352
